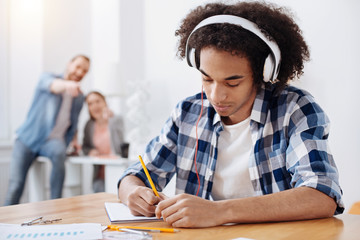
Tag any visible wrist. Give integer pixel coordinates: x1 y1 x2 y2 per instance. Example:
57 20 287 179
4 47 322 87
215 199 245 225
214 200 231 225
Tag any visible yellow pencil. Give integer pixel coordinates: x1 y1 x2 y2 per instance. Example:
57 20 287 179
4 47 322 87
138 155 160 197
108 225 180 233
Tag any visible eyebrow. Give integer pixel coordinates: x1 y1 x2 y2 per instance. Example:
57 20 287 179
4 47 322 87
199 69 244 80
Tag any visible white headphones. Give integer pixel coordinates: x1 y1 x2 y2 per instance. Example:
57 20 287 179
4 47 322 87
185 15 281 83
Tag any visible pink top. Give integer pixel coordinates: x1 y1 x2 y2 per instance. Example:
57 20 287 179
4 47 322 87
93 122 112 155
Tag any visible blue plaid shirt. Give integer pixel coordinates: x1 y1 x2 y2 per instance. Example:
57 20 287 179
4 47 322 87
121 84 344 214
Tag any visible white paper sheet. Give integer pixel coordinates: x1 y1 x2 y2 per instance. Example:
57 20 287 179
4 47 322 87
104 202 162 223
0 223 102 240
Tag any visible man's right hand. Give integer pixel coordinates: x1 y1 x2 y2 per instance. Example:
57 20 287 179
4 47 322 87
64 81 81 97
50 78 82 97
119 175 167 217
126 186 163 217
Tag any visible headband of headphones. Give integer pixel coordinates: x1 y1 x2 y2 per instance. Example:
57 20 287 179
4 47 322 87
185 15 281 83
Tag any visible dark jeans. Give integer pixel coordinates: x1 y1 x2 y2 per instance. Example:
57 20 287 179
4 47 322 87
4 138 67 205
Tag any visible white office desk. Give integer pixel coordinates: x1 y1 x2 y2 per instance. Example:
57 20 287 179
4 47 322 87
67 156 136 194
28 156 136 202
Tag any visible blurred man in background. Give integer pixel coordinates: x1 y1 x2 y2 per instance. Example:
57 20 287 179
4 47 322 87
4 55 90 205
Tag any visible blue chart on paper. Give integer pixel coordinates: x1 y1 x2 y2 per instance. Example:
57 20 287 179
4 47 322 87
0 223 102 240
5 230 85 239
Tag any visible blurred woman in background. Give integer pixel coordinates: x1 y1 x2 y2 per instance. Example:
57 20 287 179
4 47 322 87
82 91 125 192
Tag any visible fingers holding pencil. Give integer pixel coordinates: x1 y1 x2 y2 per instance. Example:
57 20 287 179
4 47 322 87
119 156 169 217
127 186 160 217
137 155 169 203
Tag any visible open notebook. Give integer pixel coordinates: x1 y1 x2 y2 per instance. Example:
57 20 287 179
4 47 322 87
105 202 162 223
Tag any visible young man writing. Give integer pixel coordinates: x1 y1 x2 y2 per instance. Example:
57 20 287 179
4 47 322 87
118 1 343 227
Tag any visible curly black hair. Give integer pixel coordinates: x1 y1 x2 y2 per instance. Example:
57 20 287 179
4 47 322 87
175 1 310 91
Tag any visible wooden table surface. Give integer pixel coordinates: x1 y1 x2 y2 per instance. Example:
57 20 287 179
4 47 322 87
0 193 358 240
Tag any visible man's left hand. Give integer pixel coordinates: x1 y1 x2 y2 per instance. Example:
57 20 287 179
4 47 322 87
155 193 222 228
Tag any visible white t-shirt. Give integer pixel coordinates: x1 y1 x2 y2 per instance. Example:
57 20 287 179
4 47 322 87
48 92 72 140
211 117 256 200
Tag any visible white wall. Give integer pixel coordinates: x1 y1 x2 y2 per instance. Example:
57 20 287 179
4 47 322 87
42 0 92 73
8 0 43 142
1 0 359 210
143 1 208 144
0 0 10 143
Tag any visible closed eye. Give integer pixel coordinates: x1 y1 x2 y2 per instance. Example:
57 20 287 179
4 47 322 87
202 76 212 82
227 81 240 87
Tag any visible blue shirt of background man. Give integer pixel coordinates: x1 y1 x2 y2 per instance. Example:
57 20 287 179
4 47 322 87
16 72 84 152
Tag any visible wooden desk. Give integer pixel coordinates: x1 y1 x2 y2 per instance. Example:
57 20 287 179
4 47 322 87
0 193 359 240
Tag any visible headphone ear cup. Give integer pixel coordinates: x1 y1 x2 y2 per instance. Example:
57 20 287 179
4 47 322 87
188 48 197 68
263 54 274 83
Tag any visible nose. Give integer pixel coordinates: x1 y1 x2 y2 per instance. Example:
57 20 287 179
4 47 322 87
210 83 227 103
76 68 86 78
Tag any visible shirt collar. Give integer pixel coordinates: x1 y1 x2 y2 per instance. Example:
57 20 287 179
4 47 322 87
250 83 274 125
213 110 221 126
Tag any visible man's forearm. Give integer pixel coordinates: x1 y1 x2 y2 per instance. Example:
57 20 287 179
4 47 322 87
50 78 81 97
219 187 337 224
50 79 67 94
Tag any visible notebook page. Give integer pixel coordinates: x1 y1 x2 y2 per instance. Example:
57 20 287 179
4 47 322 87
105 202 162 223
